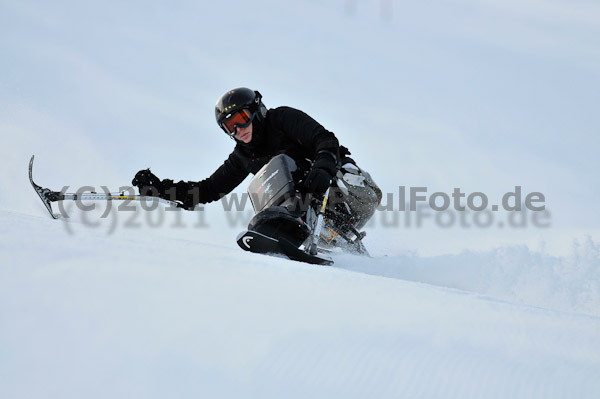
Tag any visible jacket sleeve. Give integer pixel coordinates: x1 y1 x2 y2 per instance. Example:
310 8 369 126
171 151 249 208
270 106 339 157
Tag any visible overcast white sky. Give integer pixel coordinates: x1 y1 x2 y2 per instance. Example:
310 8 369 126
1 0 599 255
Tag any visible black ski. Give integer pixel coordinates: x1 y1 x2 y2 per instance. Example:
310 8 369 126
278 237 334 265
236 230 333 266
236 230 282 255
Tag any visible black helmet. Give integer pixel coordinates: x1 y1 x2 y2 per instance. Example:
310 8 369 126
215 87 267 136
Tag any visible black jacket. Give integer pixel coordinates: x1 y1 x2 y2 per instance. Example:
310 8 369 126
173 106 341 207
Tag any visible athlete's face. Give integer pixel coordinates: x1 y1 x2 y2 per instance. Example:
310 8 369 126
235 122 253 143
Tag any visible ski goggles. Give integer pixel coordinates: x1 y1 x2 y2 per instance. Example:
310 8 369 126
221 108 255 136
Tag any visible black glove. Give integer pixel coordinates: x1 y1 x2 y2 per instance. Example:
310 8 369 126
132 169 200 210
304 151 338 196
132 169 165 197
171 180 200 210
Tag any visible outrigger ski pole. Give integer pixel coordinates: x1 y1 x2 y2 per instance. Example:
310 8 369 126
29 155 183 219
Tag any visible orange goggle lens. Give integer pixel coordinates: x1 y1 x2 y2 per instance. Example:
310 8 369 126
221 109 253 135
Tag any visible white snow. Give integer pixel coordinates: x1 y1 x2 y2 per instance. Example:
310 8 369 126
2 0 600 397
1 209 599 398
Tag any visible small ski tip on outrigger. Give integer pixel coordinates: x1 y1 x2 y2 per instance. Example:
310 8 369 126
28 155 183 220
29 155 63 219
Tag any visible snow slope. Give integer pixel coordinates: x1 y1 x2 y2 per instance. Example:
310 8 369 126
1 209 599 398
